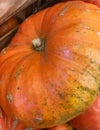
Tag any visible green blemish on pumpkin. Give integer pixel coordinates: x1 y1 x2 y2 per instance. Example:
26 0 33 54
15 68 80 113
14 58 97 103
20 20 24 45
98 66 100 70
60 115 67 123
14 68 22 79
76 84 98 96
98 87 100 92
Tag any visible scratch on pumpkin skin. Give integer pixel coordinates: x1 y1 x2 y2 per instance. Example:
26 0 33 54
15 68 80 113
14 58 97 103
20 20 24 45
12 119 19 130
59 7 69 16
0 108 3 118
14 68 22 79
6 94 13 103
52 6 69 23
0 80 2 85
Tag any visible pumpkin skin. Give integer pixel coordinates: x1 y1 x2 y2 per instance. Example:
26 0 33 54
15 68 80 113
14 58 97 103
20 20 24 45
61 0 100 7
70 93 100 130
0 107 40 130
0 1 100 129
0 107 70 130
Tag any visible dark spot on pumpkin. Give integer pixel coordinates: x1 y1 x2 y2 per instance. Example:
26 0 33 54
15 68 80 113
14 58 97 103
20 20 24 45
22 64 25 67
76 30 80 32
57 92 65 100
17 87 20 90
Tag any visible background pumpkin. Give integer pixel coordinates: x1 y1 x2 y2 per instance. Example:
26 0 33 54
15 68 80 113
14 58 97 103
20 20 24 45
0 1 100 129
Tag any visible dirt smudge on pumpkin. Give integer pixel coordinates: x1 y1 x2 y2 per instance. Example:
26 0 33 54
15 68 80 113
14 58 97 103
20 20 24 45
6 94 13 103
31 108 44 125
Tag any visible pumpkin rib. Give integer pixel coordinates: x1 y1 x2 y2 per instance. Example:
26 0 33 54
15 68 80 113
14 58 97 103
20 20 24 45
0 51 36 118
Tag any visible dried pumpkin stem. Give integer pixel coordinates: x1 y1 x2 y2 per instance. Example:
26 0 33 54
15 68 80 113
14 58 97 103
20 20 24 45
32 38 45 51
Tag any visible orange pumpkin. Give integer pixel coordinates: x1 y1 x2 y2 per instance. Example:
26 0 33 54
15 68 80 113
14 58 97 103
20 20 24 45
0 1 100 129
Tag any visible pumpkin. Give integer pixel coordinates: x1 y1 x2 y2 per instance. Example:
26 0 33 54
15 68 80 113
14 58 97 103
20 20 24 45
70 93 100 130
0 1 100 129
61 0 100 7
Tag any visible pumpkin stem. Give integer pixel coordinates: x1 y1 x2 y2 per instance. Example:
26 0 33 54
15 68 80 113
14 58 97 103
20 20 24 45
32 38 45 51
